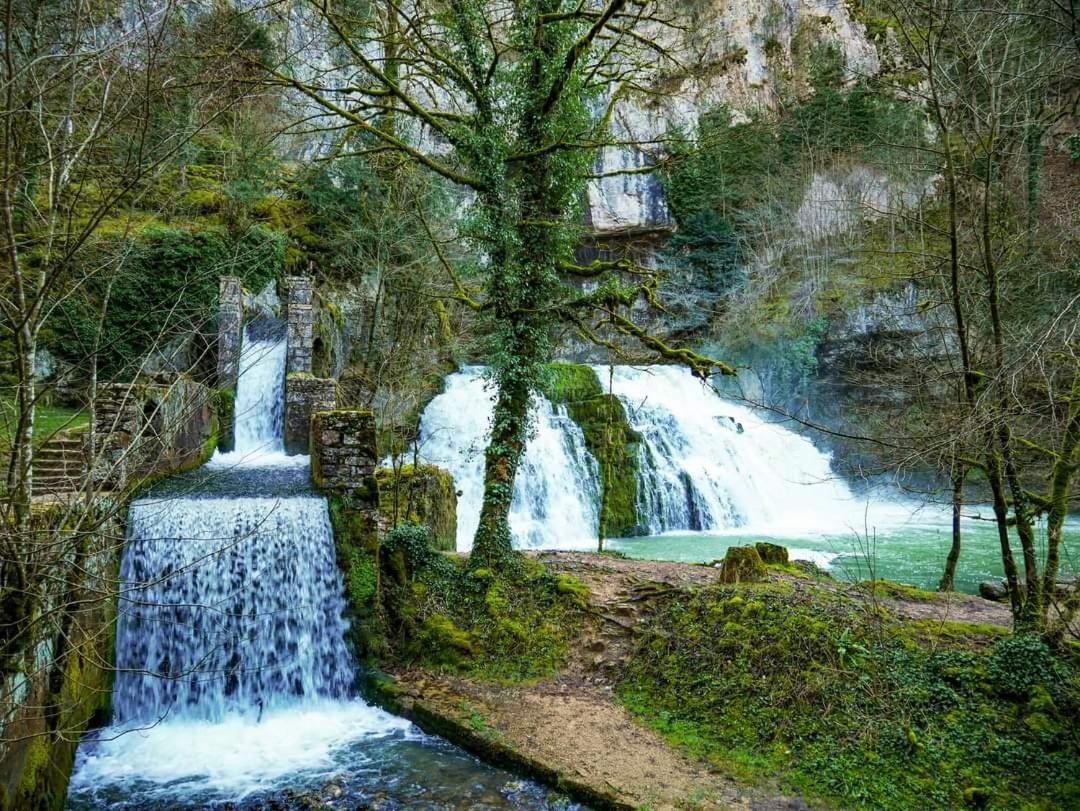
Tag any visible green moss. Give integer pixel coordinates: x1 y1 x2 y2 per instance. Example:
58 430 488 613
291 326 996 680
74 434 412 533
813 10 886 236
618 581 1080 810
754 542 789 565
540 364 643 536
718 546 766 583
375 464 457 551
215 388 235 453
382 553 585 683
327 494 386 660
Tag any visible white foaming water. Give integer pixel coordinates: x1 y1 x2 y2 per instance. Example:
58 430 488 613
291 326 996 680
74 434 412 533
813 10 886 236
608 365 864 535
417 369 601 551
112 497 354 723
417 365 899 552
69 320 407 804
209 320 307 469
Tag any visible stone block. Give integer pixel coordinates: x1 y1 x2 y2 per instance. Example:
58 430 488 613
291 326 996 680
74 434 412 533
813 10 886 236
311 410 378 497
284 375 338 454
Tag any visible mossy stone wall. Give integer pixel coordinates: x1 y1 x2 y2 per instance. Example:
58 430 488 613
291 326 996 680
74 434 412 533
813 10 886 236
0 506 123 810
375 464 457 551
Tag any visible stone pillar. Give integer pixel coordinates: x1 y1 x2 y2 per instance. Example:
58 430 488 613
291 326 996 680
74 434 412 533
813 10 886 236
216 276 242 391
311 410 378 497
285 376 338 455
286 276 314 375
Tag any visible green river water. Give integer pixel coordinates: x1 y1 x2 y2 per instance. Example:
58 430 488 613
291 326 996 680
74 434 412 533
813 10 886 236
609 510 1079 594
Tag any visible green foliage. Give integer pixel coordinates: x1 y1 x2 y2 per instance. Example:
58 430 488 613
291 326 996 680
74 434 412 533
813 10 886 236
376 465 457 551
53 225 283 377
986 635 1058 699
619 582 1080 809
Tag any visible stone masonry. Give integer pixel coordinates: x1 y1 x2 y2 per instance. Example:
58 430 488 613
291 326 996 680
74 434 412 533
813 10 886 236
216 276 242 390
90 376 216 488
311 410 378 496
284 376 338 454
285 276 314 374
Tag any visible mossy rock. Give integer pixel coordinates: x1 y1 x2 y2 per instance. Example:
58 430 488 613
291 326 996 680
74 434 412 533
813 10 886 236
718 546 766 583
376 464 457 551
539 364 643 536
755 542 789 565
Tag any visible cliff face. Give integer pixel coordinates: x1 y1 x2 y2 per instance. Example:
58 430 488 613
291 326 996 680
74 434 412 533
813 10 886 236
586 0 880 234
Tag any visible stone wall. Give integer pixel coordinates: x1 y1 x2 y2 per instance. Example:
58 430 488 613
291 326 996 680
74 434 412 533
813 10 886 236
311 410 378 493
284 376 338 455
90 375 217 489
216 276 242 390
0 504 122 810
313 410 384 657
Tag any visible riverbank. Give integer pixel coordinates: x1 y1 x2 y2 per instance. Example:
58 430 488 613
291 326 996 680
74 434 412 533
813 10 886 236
365 551 1079 810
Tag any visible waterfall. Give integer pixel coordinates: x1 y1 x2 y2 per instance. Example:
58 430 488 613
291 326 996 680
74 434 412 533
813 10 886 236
607 365 858 535
113 497 354 724
417 369 601 551
210 319 303 468
68 318 410 806
417 365 860 551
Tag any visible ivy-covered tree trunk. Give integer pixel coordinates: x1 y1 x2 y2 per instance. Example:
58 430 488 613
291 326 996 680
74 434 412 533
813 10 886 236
471 374 531 567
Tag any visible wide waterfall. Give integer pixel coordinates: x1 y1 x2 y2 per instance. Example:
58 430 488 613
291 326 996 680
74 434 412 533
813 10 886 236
416 365 861 551
609 365 859 535
417 369 600 551
113 497 354 724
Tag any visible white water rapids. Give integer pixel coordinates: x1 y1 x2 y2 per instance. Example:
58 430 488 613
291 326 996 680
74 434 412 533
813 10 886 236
416 365 892 552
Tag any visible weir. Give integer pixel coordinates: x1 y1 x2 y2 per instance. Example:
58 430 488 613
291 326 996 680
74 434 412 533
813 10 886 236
66 322 558 808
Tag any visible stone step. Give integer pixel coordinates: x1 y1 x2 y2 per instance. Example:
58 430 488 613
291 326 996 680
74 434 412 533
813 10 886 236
33 462 85 475
34 451 81 462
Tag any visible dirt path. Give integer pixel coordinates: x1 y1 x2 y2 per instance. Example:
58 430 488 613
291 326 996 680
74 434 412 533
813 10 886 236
381 553 1010 810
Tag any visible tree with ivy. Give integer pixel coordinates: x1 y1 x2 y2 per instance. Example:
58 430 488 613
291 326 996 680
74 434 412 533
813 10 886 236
270 0 732 567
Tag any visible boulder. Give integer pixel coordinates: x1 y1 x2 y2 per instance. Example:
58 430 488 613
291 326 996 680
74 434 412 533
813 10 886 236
718 546 766 584
754 542 789 565
978 579 1009 603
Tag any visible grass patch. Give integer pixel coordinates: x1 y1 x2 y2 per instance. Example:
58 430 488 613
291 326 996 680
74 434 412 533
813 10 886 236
618 581 1080 809
0 400 88 454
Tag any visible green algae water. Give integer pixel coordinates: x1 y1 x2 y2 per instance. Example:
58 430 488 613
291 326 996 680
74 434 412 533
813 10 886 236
610 511 1080 593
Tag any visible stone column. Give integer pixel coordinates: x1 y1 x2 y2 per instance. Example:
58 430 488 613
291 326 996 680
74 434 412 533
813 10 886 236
286 276 314 375
216 276 242 391
311 410 378 497
285 377 338 455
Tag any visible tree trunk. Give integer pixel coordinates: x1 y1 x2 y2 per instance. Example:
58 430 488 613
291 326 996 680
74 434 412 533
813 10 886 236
1043 368 1080 605
938 463 965 591
470 375 530 569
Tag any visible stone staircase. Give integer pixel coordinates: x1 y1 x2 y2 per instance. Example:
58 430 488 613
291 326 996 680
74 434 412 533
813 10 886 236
32 430 88 492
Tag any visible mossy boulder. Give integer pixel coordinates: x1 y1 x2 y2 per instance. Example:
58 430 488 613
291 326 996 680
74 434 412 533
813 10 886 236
376 464 457 551
755 542 789 565
718 545 766 583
